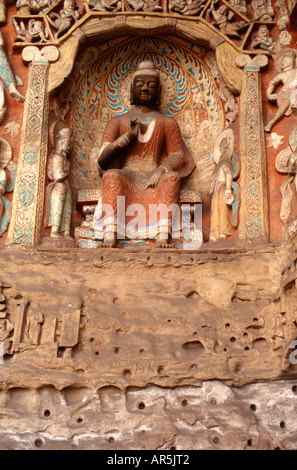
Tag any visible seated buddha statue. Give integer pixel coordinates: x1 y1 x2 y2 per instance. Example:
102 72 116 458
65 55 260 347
95 60 196 247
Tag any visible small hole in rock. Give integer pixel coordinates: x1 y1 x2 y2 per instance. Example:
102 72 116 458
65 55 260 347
213 437 219 444
77 417 83 423
280 421 285 428
44 409 50 417
182 399 188 407
250 404 257 411
123 369 131 378
108 437 115 443
247 439 252 447
35 439 43 448
138 402 145 409
225 323 230 328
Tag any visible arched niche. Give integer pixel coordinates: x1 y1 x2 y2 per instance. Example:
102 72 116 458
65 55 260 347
70 36 228 200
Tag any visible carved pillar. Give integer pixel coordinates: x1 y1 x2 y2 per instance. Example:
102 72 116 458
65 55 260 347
236 54 269 242
7 46 59 247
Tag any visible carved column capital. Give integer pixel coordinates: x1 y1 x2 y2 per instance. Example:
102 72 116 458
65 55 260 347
22 46 60 64
235 54 268 71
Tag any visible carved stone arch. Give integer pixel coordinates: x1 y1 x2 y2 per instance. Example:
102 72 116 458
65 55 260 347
47 15 243 96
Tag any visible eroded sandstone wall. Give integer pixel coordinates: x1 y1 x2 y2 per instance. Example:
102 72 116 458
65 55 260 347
0 242 297 450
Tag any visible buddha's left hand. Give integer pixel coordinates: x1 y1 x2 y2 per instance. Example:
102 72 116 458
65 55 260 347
144 166 165 190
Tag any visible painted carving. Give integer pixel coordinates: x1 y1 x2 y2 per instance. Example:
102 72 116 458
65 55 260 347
252 0 275 21
127 0 162 11
3 121 21 137
45 126 75 242
265 50 297 132
8 45 59 247
94 60 196 247
71 38 224 219
47 0 80 39
0 30 25 123
228 0 247 15
267 131 284 149
275 0 289 31
87 0 121 10
168 0 207 15
209 129 238 241
13 18 49 43
206 0 248 38
275 128 297 224
236 54 269 241
0 138 16 236
16 0 54 15
251 25 275 53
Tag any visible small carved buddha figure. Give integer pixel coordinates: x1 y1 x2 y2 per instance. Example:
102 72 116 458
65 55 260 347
229 0 247 15
46 127 73 240
95 60 196 247
252 0 274 21
251 25 274 53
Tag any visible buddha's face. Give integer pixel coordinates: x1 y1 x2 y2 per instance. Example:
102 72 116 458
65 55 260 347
131 74 160 107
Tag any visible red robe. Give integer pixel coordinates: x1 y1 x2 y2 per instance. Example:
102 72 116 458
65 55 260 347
98 110 196 238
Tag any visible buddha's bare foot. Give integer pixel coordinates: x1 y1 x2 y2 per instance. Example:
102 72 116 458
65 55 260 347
155 239 171 249
101 239 117 248
64 233 74 241
50 232 63 239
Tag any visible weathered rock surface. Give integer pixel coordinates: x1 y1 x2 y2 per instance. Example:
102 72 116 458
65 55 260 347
0 242 296 449
0 380 297 450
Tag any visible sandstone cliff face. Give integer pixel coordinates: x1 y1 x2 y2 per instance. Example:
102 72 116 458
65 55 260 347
0 242 297 449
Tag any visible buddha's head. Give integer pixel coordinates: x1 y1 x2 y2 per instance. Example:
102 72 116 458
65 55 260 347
130 60 161 107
